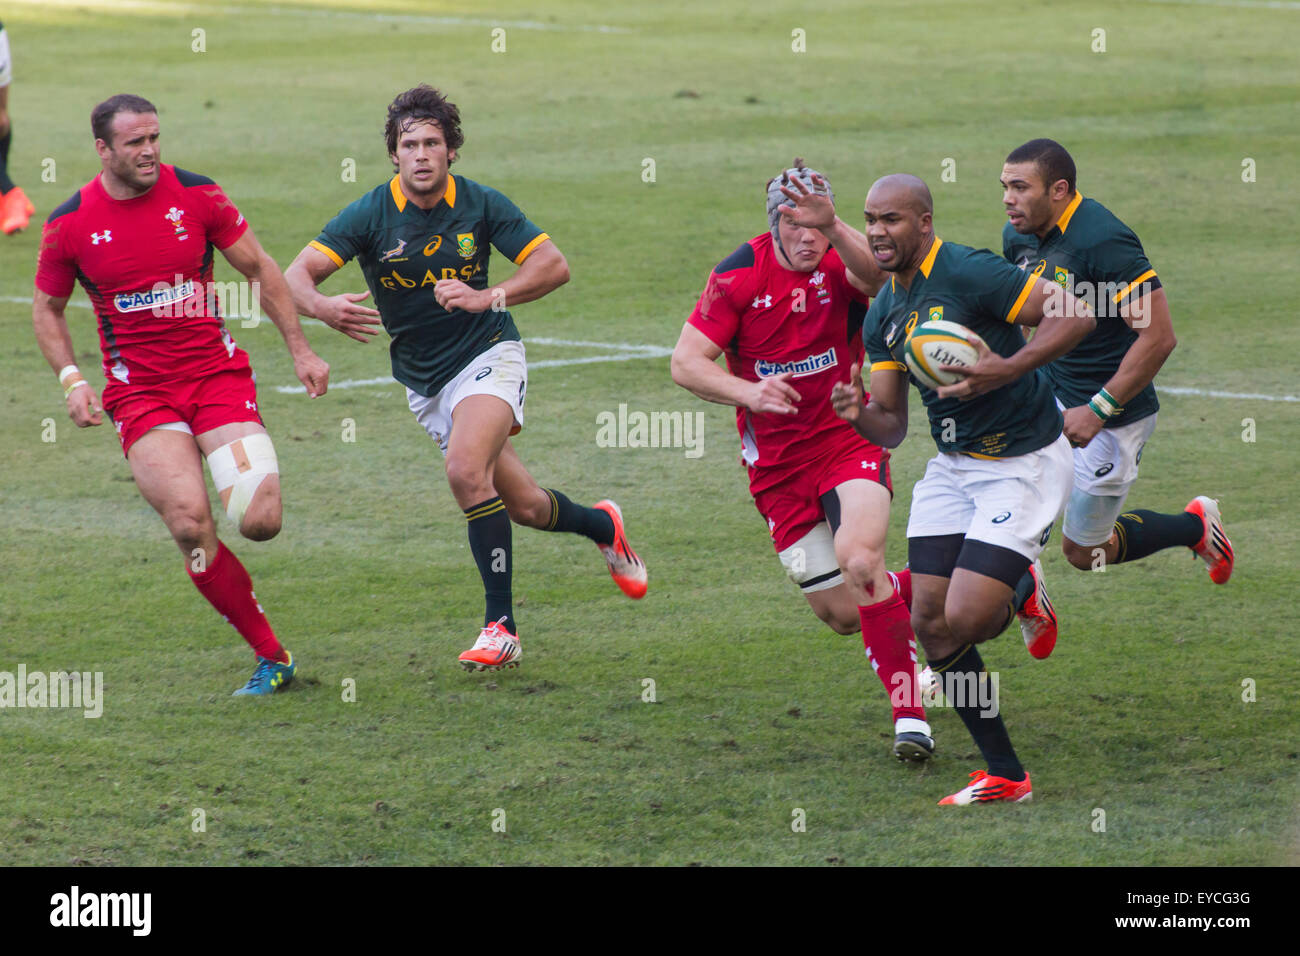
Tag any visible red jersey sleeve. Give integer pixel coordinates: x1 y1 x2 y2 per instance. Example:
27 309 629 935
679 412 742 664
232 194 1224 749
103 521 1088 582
688 265 751 350
35 214 79 299
196 182 249 250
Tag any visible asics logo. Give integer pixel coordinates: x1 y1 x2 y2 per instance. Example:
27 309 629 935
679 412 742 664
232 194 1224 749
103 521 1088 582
992 511 1012 524
1094 463 1114 478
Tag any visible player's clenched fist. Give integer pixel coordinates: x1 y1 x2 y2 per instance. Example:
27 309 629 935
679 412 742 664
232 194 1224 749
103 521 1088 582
830 362 865 423
747 371 801 415
66 381 104 428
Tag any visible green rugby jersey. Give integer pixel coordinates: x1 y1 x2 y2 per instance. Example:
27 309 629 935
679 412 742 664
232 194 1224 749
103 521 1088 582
1002 192 1161 428
311 173 550 397
863 237 1063 459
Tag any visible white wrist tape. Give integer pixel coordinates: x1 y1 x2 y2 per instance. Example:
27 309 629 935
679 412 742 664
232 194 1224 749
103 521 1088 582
205 433 279 528
58 365 81 385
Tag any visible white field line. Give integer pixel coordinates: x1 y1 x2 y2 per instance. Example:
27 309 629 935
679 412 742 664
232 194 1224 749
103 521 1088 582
8 0 633 32
6 297 1293 401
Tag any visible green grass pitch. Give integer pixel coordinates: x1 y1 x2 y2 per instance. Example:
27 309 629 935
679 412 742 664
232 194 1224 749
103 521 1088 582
1 0 1297 865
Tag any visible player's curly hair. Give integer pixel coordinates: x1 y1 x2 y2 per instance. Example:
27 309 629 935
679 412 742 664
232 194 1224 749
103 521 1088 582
384 85 465 162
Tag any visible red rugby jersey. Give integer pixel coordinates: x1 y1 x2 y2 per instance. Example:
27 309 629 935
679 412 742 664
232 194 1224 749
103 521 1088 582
687 233 871 467
35 164 252 386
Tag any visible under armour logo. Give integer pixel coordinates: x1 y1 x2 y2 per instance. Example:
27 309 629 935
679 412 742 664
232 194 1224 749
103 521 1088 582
752 295 772 309
92 231 112 244
244 400 257 411
860 460 878 470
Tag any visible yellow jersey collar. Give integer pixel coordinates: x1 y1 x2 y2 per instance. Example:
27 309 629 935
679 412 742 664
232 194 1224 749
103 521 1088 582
389 172 457 213
918 236 943 279
1054 191 1083 234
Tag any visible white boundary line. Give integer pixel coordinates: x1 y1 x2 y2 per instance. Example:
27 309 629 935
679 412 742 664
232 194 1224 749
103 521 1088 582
1144 0 1300 9
6 297 1294 401
273 339 673 393
7 0 633 32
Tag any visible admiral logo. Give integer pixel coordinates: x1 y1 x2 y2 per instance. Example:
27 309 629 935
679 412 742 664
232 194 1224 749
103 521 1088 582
754 346 837 379
114 280 196 313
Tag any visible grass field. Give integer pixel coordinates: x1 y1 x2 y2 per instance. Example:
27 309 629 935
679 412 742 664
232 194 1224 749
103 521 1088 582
1 0 1298 866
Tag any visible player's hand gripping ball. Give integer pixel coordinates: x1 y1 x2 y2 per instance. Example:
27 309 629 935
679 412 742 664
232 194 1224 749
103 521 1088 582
903 319 987 391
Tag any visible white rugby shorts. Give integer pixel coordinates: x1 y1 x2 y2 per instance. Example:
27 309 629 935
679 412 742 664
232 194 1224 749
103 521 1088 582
406 340 527 453
0 28 12 87
1064 411 1158 545
907 433 1073 561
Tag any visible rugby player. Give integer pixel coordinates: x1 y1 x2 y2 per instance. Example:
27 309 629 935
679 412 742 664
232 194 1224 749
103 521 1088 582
285 84 646 673
0 19 35 233
33 94 331 695
1000 139 1233 600
832 174 1095 804
671 161 934 762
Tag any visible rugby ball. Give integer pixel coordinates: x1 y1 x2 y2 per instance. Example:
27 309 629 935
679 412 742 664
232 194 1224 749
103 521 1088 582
903 319 986 391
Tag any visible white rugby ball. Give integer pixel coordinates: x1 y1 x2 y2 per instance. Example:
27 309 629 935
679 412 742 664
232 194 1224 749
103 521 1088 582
903 319 986 391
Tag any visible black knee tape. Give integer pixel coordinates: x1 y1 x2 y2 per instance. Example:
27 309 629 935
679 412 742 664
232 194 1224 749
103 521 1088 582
954 539 1031 590
907 533 966 579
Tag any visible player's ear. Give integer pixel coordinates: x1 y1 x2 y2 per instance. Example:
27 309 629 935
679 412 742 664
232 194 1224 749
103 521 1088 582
448 148 457 166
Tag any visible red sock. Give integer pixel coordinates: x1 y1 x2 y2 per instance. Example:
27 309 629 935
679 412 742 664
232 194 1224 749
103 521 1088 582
860 592 925 723
186 541 286 662
888 566 912 610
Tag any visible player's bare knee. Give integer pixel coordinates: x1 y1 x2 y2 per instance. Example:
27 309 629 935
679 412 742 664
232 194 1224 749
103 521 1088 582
816 604 859 635
239 512 281 541
166 509 214 553
946 610 1000 646
503 492 550 528
445 458 493 504
839 549 885 596
1062 538 1094 570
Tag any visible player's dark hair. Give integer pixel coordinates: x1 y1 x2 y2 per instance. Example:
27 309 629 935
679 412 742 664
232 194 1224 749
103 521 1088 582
1006 138 1076 194
385 85 464 162
91 94 159 145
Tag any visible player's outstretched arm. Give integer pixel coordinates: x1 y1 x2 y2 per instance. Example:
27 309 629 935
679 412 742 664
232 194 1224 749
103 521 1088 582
671 322 800 415
936 277 1095 400
778 175 886 295
32 288 103 427
1063 287 1176 446
285 245 382 344
832 363 908 448
433 239 569 314
222 229 330 398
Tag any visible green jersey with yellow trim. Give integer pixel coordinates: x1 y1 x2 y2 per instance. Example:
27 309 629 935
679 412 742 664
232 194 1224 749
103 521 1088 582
1002 192 1161 428
311 173 550 397
863 237 1063 459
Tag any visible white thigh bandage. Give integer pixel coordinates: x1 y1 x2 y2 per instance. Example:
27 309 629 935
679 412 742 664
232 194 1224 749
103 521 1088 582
778 523 843 592
206 433 279 527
